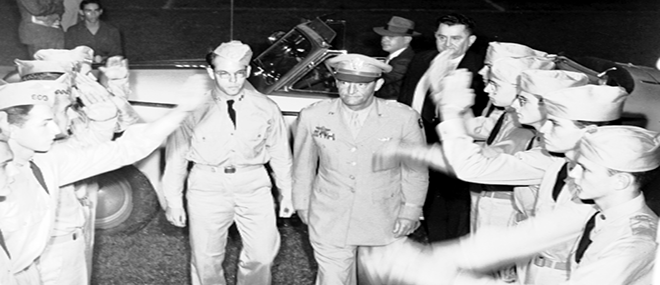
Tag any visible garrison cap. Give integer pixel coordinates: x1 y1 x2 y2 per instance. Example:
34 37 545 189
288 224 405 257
327 54 392 83
373 16 421 37
485 42 550 65
543 85 628 122
212 41 253 66
518 70 589 97
578 125 660 172
0 81 63 110
15 59 70 78
488 56 555 105
33 46 94 65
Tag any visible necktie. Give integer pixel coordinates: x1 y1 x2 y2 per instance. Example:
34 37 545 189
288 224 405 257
227 100 236 128
575 211 599 263
29 161 49 194
0 229 9 258
349 112 361 138
486 113 506 146
552 162 569 202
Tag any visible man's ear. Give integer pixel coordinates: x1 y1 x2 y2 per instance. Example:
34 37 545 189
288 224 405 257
467 35 477 48
245 65 251 76
374 78 385 92
614 172 635 191
403 36 413 45
206 67 216 80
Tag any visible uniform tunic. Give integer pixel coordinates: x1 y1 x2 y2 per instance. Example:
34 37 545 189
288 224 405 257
566 194 657 285
293 98 428 246
0 124 161 280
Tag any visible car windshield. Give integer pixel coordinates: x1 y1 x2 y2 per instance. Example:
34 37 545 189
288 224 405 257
252 30 312 87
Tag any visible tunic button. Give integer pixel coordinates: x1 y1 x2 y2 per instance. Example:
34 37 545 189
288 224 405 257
350 147 357 152
349 175 355 180
350 162 357 166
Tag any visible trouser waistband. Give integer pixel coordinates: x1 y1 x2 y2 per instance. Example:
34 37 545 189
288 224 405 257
532 255 570 271
193 164 263 174
479 191 513 200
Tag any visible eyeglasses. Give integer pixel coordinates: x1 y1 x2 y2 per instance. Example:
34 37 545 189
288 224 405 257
215 69 249 80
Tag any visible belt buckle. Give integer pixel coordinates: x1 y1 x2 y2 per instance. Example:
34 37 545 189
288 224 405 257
224 167 236 174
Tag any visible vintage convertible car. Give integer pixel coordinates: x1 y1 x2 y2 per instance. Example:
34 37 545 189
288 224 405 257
3 18 660 234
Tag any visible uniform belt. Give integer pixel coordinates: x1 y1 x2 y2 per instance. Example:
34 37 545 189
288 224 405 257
532 255 570 271
480 191 513 200
193 164 262 174
49 228 83 245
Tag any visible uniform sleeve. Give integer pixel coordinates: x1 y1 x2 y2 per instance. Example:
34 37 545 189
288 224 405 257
438 118 551 185
463 114 498 141
453 202 596 271
292 109 318 211
563 238 656 285
398 111 429 220
161 118 194 209
265 104 293 199
45 123 163 187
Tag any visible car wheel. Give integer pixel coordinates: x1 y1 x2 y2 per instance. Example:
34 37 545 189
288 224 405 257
94 165 159 235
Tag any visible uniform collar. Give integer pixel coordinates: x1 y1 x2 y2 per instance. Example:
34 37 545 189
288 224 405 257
597 193 646 224
328 97 386 118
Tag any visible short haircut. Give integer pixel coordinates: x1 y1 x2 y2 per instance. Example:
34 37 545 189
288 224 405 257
573 119 620 129
3 105 34 127
436 13 476 35
80 0 103 10
21 72 65 81
608 167 660 191
205 52 217 69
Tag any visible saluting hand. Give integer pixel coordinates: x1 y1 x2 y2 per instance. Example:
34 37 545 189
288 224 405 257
174 74 211 113
74 73 119 122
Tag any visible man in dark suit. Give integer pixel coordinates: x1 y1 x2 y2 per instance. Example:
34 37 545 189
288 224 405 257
397 13 488 242
373 16 420 100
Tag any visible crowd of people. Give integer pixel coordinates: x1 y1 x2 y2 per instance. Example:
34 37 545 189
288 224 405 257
1 6 659 285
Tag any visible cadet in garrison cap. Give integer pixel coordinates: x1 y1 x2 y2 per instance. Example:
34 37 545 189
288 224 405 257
162 40 293 285
292 53 428 285
558 125 659 284
0 76 204 283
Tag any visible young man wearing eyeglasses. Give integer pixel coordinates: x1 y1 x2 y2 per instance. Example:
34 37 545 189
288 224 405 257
162 40 294 285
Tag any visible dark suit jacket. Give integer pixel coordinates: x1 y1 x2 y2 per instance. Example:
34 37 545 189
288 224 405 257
397 46 488 144
375 46 415 100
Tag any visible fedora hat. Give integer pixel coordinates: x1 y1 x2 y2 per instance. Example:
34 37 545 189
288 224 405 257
373 16 421 37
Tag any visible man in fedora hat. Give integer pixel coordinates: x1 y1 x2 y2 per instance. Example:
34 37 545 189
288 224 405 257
373 16 420 100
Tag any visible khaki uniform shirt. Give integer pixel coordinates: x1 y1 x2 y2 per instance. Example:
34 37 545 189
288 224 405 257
0 124 161 273
163 88 292 208
565 194 657 285
292 98 428 246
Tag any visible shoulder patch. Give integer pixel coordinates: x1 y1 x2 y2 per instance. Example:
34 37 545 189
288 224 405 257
630 215 657 237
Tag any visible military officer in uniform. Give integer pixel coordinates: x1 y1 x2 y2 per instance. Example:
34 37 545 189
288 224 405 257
163 41 294 285
292 53 428 285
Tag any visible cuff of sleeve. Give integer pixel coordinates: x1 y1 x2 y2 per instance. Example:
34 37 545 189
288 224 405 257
438 119 469 140
165 196 184 209
399 203 423 221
